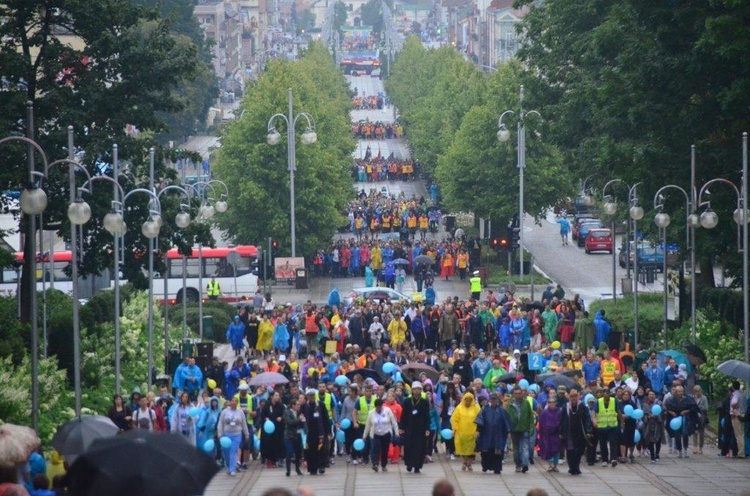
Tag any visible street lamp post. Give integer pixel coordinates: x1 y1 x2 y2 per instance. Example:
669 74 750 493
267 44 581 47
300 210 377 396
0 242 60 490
603 180 643 346
696 133 749 362
497 85 541 281
652 184 694 347
267 88 317 257
192 180 229 340
2 103 50 430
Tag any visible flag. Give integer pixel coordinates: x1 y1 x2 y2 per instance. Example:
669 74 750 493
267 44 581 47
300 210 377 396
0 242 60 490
376 146 381 160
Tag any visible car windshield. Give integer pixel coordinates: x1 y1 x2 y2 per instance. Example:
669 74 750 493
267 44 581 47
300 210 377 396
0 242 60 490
580 222 600 230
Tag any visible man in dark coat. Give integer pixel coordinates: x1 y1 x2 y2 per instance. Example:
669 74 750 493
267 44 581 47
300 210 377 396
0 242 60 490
348 310 366 349
399 381 430 473
302 388 330 475
475 392 512 474
452 349 473 388
560 389 593 475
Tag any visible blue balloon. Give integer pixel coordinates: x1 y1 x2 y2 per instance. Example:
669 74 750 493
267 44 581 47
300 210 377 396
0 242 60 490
335 375 349 386
518 379 530 389
219 436 232 449
651 405 662 416
264 419 275 434
623 405 634 417
393 372 404 383
631 409 644 420
254 436 261 451
335 430 346 443
188 407 200 418
670 417 683 431
353 438 365 451
383 362 396 374
340 418 352 430
440 428 454 440
634 430 641 443
203 439 215 453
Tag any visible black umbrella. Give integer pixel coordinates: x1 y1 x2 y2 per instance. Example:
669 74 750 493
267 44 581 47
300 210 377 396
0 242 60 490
684 343 707 365
52 415 119 457
66 430 218 496
494 373 520 384
346 368 382 383
536 373 580 390
524 301 545 312
392 258 410 265
414 255 434 265
399 363 440 383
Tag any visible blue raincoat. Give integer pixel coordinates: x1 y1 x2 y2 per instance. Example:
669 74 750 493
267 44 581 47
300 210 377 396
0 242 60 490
226 317 245 351
273 321 290 351
594 311 611 348
365 266 374 287
197 396 221 450
328 288 341 307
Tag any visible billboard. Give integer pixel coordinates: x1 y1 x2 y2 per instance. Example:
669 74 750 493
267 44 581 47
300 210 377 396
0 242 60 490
274 257 305 284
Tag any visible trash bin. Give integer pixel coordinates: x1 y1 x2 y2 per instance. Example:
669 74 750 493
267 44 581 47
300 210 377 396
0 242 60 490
181 340 194 359
621 277 633 295
202 315 214 340
444 215 456 233
167 348 181 376
645 267 656 284
296 268 308 289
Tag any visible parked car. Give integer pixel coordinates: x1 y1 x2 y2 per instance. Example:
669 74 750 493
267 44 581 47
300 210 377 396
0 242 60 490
571 215 598 241
576 220 602 246
585 228 613 254
344 287 423 306
618 240 680 271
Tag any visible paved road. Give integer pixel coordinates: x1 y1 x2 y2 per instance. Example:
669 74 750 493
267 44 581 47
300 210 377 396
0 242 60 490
203 438 749 496
525 212 666 305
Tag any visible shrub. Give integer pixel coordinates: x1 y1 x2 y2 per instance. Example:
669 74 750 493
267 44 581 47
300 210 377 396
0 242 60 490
588 294 664 346
167 300 236 343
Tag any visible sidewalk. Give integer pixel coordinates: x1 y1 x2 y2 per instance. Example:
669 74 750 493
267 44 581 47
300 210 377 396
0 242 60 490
203 436 747 496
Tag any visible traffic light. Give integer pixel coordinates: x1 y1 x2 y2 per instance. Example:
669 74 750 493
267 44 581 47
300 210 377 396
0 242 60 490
510 227 521 250
271 240 279 260
490 237 509 251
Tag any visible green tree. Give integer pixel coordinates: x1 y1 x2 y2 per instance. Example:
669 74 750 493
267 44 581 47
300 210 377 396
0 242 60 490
0 0 210 320
386 40 486 176
435 63 571 225
334 1 349 32
515 0 750 287
214 43 354 257
361 0 391 33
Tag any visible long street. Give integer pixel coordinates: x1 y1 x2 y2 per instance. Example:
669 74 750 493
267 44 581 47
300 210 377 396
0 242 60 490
200 72 750 496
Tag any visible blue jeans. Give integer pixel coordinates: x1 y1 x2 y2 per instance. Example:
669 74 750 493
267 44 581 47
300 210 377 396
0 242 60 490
511 432 530 468
223 433 242 474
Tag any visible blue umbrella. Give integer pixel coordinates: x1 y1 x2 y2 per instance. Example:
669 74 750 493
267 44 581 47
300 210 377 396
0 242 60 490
392 258 410 265
657 349 692 373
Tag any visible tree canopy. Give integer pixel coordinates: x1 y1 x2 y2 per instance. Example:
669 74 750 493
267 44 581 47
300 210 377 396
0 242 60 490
214 42 355 257
386 38 571 227
515 0 750 285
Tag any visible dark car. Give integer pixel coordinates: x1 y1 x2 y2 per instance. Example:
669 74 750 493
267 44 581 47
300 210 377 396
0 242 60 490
576 220 602 247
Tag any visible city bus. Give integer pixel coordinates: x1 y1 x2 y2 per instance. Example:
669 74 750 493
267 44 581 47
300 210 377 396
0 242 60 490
162 244 260 303
1 245 260 303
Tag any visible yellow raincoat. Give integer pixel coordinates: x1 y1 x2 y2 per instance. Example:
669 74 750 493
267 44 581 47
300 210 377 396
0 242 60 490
451 392 481 456
371 246 382 270
257 317 274 351
388 317 407 346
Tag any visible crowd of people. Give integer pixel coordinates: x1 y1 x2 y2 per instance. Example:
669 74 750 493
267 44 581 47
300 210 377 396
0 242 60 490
351 95 388 111
352 121 404 140
92 285 749 483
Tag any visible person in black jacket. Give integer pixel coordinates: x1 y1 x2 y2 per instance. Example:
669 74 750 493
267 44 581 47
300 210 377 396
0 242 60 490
452 349 472 388
400 381 431 473
206 357 226 393
302 388 330 475
560 389 593 475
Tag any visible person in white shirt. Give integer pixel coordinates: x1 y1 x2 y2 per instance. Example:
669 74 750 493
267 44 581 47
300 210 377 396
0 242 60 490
730 381 747 458
362 398 400 472
132 396 156 431
508 349 522 374
368 317 385 349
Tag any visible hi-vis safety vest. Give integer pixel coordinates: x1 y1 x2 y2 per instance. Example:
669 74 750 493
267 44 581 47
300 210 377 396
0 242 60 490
207 281 220 296
358 395 375 424
470 276 482 293
234 393 254 425
597 398 618 428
